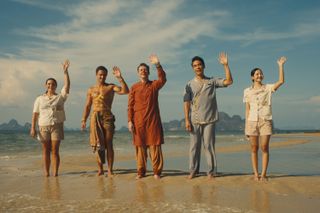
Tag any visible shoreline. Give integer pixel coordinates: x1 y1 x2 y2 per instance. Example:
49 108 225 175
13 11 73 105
1 132 319 212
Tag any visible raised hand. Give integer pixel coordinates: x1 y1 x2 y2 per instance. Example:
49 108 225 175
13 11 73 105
218 52 228 65
277 56 287 66
112 66 122 78
149 54 160 65
62 59 70 72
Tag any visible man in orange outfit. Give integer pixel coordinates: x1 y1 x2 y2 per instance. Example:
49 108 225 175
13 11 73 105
128 54 167 180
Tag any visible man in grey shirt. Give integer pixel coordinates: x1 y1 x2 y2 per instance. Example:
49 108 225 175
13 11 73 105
183 53 233 179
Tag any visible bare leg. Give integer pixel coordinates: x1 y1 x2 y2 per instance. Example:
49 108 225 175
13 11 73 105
51 140 61 177
260 135 271 181
42 141 51 177
249 136 259 181
96 155 104 176
105 129 114 177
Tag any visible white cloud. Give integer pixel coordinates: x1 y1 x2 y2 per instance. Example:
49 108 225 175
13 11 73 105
0 58 58 106
307 96 320 104
0 0 227 110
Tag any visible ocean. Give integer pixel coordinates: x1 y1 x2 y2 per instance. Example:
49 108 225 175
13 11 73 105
1 131 319 176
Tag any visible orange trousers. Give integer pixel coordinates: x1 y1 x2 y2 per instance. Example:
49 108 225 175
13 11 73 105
135 145 163 176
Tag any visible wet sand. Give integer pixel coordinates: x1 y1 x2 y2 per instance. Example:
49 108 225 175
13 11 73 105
1 133 320 212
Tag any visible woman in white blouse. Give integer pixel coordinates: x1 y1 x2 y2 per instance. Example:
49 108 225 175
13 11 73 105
243 56 286 181
30 60 70 177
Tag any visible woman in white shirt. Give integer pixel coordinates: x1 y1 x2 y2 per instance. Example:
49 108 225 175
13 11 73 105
243 56 286 181
30 60 70 177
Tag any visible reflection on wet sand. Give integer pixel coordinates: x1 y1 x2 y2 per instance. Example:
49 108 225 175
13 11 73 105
42 177 61 200
97 177 116 199
251 187 270 213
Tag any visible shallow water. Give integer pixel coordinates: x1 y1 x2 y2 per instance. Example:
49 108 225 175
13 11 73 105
1 131 320 213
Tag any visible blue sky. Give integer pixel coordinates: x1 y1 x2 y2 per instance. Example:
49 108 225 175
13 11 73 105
0 0 320 130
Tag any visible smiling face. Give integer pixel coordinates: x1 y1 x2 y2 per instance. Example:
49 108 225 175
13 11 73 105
192 60 205 77
45 78 57 93
251 69 264 83
96 69 107 84
137 65 149 81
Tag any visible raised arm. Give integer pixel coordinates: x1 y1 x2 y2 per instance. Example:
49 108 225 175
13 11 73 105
62 59 71 94
218 52 233 86
273 56 286 91
112 66 129 95
149 54 166 88
81 89 93 130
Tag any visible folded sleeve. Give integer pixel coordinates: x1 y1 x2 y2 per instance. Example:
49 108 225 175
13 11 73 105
60 86 68 100
243 88 249 103
33 97 40 113
183 84 192 102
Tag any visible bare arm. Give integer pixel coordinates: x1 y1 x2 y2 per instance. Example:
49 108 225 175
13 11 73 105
112 66 129 95
62 59 71 94
273 56 287 91
184 101 192 132
150 54 167 88
245 102 250 121
30 112 39 138
81 89 93 130
245 102 250 139
218 52 233 86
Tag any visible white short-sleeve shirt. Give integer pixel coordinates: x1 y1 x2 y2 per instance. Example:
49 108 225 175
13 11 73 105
33 86 68 126
243 84 275 121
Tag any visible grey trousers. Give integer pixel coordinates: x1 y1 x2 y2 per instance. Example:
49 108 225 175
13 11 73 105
189 122 217 175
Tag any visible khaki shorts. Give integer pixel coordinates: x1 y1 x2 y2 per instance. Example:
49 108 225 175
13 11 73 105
39 123 64 141
245 120 273 136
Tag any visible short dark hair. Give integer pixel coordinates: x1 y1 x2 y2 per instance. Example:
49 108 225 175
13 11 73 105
250 68 263 82
191 56 205 68
96 66 108 75
137 63 150 74
45 78 57 86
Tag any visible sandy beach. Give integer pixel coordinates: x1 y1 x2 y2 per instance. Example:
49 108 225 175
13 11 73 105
1 132 320 212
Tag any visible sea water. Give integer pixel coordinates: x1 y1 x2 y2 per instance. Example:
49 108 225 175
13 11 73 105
1 131 319 176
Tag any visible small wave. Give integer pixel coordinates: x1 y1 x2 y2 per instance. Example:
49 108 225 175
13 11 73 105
0 155 16 160
165 135 189 139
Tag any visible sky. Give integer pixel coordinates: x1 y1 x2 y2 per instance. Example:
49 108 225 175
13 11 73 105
0 0 320 130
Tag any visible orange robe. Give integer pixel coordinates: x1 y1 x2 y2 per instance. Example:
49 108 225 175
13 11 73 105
128 65 166 146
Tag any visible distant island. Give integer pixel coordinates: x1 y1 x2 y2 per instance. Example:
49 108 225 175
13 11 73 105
2 113 318 133
0 112 245 132
118 111 245 132
0 119 32 132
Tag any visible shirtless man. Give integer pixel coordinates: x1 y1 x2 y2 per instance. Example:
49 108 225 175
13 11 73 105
81 66 129 176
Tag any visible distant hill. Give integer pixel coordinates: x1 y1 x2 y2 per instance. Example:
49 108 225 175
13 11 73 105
0 119 31 132
118 112 246 132
0 119 78 132
162 112 245 132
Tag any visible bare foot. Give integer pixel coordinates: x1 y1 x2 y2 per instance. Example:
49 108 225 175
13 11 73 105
53 173 59 177
97 171 104 176
154 175 161 180
107 171 114 178
253 175 260 181
260 176 268 182
136 174 145 180
188 173 195 179
208 174 215 180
